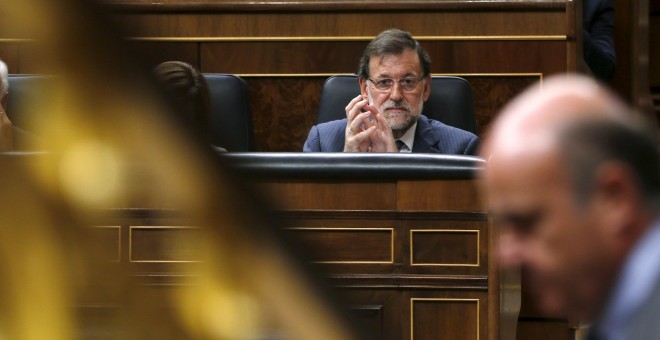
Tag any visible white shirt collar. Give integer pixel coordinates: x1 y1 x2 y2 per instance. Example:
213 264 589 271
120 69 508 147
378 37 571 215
396 122 417 153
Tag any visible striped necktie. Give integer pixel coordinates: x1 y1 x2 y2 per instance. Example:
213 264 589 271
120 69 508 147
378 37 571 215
395 140 405 152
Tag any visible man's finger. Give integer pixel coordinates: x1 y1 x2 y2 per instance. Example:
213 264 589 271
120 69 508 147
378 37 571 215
345 95 367 121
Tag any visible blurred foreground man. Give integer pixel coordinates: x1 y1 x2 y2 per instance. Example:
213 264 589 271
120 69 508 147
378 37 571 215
481 75 660 340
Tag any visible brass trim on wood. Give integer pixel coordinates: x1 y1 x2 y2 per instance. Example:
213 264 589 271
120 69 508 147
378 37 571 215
410 229 480 267
0 39 32 43
433 72 544 78
410 298 480 340
233 72 546 78
128 225 201 263
273 209 488 221
328 273 488 289
128 35 567 42
108 1 568 13
236 73 355 78
286 227 394 264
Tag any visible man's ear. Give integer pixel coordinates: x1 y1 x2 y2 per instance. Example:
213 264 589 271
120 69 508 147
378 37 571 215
592 162 641 237
359 77 368 101
422 76 431 102
1 91 7 111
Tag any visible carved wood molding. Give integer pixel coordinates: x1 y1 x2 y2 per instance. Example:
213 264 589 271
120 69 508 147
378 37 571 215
287 273 487 289
273 209 488 221
105 0 567 13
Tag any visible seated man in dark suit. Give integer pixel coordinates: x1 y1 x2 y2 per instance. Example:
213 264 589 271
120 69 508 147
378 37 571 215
303 29 479 155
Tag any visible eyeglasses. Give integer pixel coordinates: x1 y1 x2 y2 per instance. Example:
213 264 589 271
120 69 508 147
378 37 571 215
367 76 425 92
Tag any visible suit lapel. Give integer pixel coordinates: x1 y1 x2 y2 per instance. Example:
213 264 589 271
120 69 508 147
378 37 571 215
412 115 441 153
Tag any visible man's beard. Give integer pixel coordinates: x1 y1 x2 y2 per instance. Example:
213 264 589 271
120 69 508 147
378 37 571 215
379 96 423 137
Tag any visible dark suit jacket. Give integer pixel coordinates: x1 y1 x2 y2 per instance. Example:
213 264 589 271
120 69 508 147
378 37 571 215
583 0 616 82
623 277 660 339
303 115 479 155
586 223 660 340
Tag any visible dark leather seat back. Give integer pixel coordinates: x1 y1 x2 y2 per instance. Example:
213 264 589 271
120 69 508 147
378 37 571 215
204 74 254 152
6 75 50 130
316 75 477 133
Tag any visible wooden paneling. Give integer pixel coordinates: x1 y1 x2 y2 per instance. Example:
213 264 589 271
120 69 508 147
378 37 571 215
269 177 491 338
411 298 479 340
650 12 660 123
516 320 572 340
278 215 405 276
259 181 398 210
469 75 539 135
404 219 488 277
423 41 567 74
88 226 122 262
611 0 656 126
0 43 19 71
0 41 58 75
398 179 484 212
650 15 660 86
404 290 488 340
201 41 364 74
91 159 494 339
246 77 321 152
1 1 577 151
113 10 567 38
104 1 575 151
129 226 201 262
198 40 566 75
410 229 479 267
336 281 489 339
127 41 199 69
350 304 385 340
287 227 394 263
338 289 402 340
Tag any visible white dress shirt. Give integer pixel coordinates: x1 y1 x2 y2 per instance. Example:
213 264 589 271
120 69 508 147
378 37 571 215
395 122 417 153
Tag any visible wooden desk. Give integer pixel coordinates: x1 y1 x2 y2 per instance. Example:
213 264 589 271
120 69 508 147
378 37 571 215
0 151 508 339
100 153 502 340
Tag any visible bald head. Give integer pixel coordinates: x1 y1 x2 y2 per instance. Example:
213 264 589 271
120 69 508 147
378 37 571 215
482 74 658 206
482 74 628 161
481 74 660 319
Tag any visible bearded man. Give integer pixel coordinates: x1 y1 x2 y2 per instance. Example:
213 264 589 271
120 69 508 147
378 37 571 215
303 28 479 154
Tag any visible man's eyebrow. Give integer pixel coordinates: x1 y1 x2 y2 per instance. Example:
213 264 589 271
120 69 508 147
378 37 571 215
493 209 543 231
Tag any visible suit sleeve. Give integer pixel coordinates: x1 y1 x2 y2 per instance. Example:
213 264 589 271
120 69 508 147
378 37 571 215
303 125 321 152
463 135 480 156
583 0 616 81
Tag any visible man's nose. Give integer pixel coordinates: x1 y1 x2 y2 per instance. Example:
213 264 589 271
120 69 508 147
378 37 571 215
387 82 404 101
499 233 525 268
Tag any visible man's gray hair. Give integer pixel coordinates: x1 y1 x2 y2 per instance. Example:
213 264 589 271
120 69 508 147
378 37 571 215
357 28 431 80
0 59 8 96
558 117 660 207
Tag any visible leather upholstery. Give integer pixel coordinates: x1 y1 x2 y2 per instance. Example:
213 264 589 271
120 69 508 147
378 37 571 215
221 152 484 179
7 74 255 152
204 74 254 152
6 75 49 130
316 75 477 133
